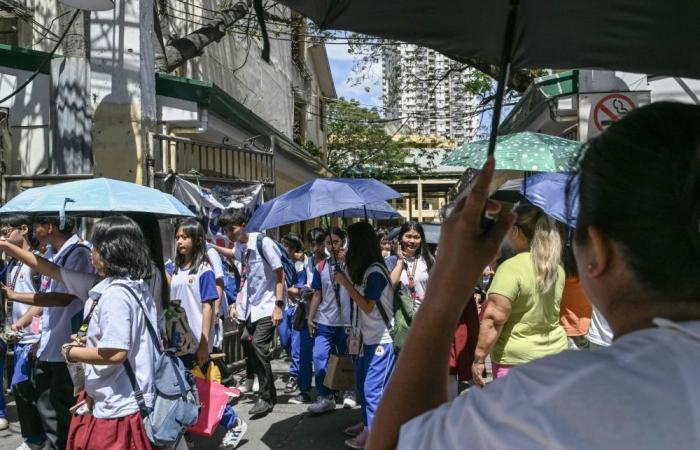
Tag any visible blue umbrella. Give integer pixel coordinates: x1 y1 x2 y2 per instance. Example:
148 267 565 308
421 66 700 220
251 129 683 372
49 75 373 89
521 172 578 227
331 201 401 220
0 178 195 219
246 178 402 232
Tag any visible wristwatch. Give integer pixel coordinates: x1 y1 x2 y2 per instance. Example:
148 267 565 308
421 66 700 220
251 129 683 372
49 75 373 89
275 300 285 308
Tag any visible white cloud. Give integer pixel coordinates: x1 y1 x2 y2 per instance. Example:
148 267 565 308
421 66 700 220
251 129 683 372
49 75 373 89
325 42 356 61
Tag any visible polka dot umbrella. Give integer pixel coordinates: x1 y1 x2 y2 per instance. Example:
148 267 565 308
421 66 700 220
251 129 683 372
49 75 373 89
442 132 582 173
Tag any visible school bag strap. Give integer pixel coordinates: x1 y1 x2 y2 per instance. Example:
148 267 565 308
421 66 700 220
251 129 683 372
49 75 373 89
111 283 164 417
365 263 393 331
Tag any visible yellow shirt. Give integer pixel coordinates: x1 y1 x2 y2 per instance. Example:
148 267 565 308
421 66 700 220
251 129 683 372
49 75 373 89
488 252 567 365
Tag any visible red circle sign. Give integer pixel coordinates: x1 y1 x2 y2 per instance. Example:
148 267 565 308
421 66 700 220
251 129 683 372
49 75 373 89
592 94 636 131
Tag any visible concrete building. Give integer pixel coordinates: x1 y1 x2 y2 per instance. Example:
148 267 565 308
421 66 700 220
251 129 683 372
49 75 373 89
383 44 481 143
0 0 334 202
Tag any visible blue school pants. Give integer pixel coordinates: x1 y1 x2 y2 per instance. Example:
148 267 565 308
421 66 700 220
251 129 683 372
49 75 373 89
313 324 347 397
355 343 396 431
0 341 6 418
278 306 295 359
293 326 314 393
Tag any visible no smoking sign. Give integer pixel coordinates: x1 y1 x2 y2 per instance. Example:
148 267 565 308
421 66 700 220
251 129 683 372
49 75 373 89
592 93 637 131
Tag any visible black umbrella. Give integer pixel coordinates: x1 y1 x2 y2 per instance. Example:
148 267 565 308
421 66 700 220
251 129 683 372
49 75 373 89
275 0 700 157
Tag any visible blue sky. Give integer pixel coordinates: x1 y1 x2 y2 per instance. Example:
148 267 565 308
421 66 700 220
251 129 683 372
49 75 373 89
326 42 383 108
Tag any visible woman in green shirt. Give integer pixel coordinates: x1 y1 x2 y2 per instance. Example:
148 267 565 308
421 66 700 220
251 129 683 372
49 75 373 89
472 204 567 385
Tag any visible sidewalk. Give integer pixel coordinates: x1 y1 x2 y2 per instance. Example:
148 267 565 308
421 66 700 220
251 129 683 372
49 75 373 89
1 359 363 450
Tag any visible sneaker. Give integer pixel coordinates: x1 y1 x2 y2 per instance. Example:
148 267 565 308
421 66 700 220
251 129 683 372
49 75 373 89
342 391 357 409
237 377 254 394
288 392 311 404
15 443 46 450
0 417 8 431
220 418 247 449
343 421 365 437
307 396 336 415
344 428 368 449
284 376 298 394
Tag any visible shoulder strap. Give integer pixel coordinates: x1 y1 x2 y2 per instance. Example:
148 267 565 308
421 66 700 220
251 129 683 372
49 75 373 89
256 234 270 268
365 263 393 330
58 242 90 266
112 282 161 417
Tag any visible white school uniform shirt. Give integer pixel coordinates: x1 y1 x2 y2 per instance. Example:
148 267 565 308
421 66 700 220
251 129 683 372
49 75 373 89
399 319 700 450
234 233 283 323
206 243 225 281
587 306 613 346
356 263 394 346
37 235 95 362
8 259 41 345
61 269 158 419
169 263 219 351
310 258 351 327
388 255 429 306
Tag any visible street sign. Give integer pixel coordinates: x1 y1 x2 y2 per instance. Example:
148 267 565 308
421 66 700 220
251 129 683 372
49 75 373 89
579 91 651 141
592 93 636 131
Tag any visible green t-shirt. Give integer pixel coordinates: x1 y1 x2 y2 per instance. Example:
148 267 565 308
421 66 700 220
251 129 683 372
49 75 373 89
488 252 567 365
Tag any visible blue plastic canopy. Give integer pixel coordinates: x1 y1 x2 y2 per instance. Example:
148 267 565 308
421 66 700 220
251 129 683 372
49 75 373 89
521 172 578 227
0 177 194 219
246 178 402 232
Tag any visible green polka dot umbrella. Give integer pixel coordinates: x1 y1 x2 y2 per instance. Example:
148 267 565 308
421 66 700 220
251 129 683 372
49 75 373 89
443 132 582 172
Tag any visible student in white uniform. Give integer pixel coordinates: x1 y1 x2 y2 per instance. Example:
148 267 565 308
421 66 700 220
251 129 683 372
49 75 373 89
218 209 285 418
306 227 352 414
334 222 396 450
1 216 158 449
30 216 94 450
387 221 434 308
1 215 46 449
169 219 219 369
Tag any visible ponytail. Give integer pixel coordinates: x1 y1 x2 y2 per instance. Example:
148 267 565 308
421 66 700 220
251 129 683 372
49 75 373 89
514 204 562 293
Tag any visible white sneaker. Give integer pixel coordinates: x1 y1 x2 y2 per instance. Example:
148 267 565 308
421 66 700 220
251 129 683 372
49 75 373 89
220 418 247 449
342 391 357 409
0 417 9 431
15 443 45 450
307 396 336 415
237 377 255 394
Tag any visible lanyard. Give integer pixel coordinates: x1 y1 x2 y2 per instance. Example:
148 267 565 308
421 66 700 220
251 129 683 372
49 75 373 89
76 298 99 339
8 259 23 290
404 257 419 300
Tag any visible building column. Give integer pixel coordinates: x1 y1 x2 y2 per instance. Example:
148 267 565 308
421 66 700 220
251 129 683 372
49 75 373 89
417 177 424 222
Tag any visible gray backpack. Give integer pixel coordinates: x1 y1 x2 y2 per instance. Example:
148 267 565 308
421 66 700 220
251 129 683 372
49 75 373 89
117 284 200 447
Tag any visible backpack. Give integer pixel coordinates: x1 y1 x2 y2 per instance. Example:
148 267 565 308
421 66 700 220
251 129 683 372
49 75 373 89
371 264 416 353
117 283 200 448
221 259 241 306
256 234 297 287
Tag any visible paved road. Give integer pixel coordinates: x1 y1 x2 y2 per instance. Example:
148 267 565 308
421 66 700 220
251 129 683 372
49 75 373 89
1 359 361 450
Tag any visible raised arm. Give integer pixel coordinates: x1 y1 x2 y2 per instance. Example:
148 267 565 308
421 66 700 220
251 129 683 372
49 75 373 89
365 158 515 450
1 285 76 307
0 239 63 282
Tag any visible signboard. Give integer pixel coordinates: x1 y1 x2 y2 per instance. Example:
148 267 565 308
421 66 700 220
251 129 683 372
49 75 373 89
579 91 651 141
172 176 264 246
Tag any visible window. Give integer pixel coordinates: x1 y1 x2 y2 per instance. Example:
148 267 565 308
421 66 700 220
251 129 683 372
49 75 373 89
0 17 19 46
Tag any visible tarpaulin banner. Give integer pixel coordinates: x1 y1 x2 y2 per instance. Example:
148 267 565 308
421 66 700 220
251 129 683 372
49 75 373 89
172 176 264 245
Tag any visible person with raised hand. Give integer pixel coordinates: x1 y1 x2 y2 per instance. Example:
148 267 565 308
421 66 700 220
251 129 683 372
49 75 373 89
366 102 700 450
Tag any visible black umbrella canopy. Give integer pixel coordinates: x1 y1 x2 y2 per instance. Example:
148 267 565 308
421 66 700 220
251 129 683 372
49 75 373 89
279 0 700 79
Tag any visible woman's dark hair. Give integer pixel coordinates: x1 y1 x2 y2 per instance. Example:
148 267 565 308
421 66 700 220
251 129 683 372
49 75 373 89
174 218 211 275
323 226 347 241
90 216 152 279
217 208 248 228
33 216 76 234
3 214 38 249
128 213 170 308
398 221 435 272
282 232 304 253
558 222 578 278
570 102 700 301
307 227 326 244
346 222 384 285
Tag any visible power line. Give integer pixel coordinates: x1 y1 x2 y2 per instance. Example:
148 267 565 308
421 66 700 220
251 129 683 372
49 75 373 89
0 9 80 105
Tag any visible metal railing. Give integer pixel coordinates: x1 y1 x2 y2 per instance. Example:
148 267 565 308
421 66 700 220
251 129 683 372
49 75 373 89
152 134 274 186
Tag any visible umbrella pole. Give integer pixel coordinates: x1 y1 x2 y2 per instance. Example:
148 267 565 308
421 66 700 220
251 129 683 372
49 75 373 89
487 0 521 156
363 205 368 222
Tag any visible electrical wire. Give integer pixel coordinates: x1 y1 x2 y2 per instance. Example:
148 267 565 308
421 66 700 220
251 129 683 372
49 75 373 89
0 9 80 105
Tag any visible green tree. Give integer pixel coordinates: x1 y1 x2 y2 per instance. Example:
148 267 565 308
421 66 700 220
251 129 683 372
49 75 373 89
326 98 414 180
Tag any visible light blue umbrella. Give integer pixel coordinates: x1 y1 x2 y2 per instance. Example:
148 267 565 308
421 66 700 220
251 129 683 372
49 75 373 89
521 172 578 227
246 178 402 232
331 201 401 220
0 178 195 220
